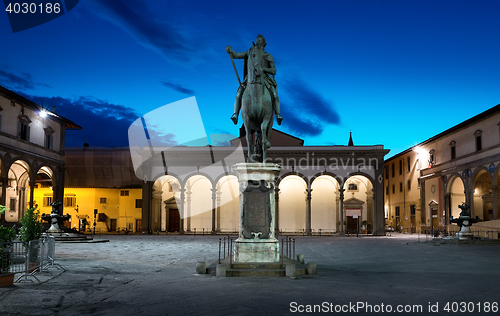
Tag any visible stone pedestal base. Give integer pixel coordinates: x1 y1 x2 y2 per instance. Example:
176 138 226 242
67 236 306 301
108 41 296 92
233 240 279 262
232 163 281 264
458 226 473 240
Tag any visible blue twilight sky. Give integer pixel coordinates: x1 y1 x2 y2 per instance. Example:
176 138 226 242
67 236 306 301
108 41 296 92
0 0 499 158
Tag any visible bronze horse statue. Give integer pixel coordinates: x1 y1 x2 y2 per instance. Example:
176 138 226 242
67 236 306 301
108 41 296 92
227 35 280 162
241 45 274 162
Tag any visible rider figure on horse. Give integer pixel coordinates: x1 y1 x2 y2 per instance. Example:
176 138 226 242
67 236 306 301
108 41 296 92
226 35 283 126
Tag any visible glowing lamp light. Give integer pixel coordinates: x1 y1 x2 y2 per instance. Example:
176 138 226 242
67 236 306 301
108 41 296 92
39 110 48 118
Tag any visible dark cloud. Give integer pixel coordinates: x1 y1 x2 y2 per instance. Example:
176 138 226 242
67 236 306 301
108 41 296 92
16 92 176 148
93 0 192 61
0 69 51 90
280 79 340 137
160 80 195 95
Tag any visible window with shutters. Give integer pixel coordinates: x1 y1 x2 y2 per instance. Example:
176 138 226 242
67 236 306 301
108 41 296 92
44 126 54 149
64 196 76 207
18 113 31 141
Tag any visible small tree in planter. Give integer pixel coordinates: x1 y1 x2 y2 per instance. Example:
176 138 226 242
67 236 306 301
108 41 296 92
18 206 44 264
0 205 16 285
361 220 371 234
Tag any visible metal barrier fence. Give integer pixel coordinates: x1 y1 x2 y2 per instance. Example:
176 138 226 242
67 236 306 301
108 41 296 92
0 236 65 283
415 229 500 244
0 241 27 275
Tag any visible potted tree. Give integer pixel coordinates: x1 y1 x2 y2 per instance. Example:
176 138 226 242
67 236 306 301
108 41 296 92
18 206 44 271
361 220 371 234
0 205 16 286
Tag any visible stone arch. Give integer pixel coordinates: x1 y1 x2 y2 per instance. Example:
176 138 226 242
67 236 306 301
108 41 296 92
278 174 307 233
309 171 343 188
341 173 374 234
446 174 466 222
184 174 212 233
32 165 56 215
214 172 237 186
472 167 494 220
5 159 33 220
343 172 375 188
180 171 214 189
154 175 182 232
276 171 309 188
310 174 340 233
216 175 239 233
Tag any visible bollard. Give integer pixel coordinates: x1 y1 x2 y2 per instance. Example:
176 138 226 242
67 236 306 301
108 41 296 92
297 254 304 264
280 238 284 269
307 262 317 275
286 264 296 278
196 262 206 274
216 264 226 277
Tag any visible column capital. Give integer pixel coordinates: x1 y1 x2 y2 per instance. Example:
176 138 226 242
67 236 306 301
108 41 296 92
305 188 313 200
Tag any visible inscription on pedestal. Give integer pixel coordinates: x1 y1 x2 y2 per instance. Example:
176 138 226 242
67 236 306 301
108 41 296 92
242 180 273 239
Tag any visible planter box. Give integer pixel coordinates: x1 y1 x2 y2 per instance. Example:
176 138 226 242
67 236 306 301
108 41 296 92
0 273 15 287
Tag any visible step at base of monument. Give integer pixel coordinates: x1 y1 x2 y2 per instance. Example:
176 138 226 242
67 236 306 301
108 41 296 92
206 256 308 277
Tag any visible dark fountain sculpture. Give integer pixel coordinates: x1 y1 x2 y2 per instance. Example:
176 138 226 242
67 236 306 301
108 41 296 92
450 202 480 240
41 200 71 233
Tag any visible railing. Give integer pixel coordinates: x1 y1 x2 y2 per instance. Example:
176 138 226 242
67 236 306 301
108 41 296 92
0 236 65 283
218 235 236 266
280 236 295 269
415 229 500 244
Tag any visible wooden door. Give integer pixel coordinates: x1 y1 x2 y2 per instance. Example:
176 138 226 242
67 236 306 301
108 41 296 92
136 219 142 232
346 216 358 234
110 219 117 232
168 209 180 232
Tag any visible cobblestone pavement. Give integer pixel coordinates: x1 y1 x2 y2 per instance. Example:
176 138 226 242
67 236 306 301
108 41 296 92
1 234 499 315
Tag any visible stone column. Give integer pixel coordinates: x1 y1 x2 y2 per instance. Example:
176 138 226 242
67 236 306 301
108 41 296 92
216 190 222 233
339 188 345 235
306 188 313 236
152 189 162 232
29 177 35 210
179 187 185 234
141 181 152 233
367 189 374 233
420 181 426 230
444 192 451 227
185 188 191 232
275 187 280 235
493 184 498 220
335 193 340 233
54 164 65 209
1 172 7 207
211 187 217 234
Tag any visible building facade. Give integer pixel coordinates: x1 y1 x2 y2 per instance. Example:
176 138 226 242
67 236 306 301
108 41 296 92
138 131 389 236
0 85 81 224
384 104 500 233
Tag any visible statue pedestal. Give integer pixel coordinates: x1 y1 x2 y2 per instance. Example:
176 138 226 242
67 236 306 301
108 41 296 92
232 163 280 263
458 218 473 240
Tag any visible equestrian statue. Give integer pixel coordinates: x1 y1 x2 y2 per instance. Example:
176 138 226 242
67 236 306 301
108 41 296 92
226 35 283 162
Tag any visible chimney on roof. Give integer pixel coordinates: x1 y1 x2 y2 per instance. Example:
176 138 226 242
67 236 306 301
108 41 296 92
52 106 55 113
348 132 354 146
